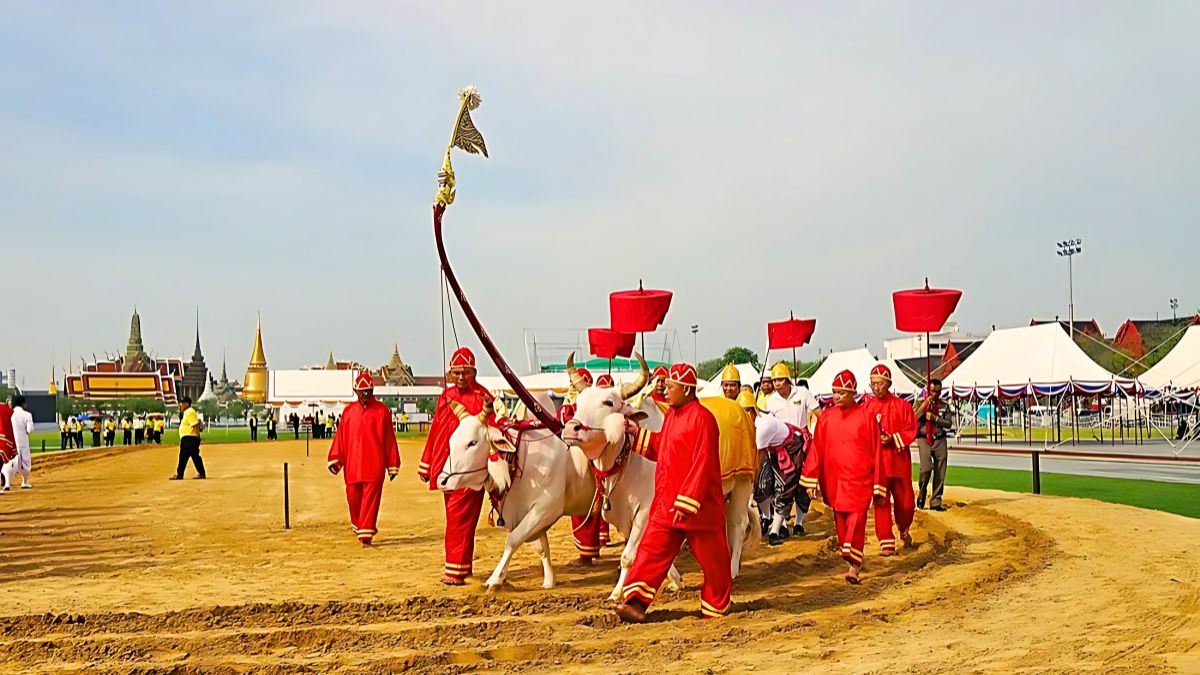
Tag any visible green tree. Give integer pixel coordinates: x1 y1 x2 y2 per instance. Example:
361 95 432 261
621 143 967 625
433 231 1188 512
721 347 760 370
195 398 221 424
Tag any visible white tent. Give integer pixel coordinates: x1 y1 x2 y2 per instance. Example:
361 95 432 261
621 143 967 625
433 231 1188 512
268 369 356 404
807 348 881 397
875 357 921 397
267 369 356 418
1140 326 1200 390
942 323 1136 397
698 363 761 398
476 370 671 397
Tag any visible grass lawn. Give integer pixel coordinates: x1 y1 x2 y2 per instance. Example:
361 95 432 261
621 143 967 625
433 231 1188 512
28 428 428 453
930 464 1199 519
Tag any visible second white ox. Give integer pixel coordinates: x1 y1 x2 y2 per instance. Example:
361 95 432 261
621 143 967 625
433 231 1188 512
438 379 687 592
561 382 756 600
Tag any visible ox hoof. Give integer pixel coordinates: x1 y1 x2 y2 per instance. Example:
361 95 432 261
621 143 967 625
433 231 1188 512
542 580 557 590
485 578 506 591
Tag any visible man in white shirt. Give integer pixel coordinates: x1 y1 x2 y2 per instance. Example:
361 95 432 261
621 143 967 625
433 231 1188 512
4 396 35 490
764 362 820 535
765 362 819 429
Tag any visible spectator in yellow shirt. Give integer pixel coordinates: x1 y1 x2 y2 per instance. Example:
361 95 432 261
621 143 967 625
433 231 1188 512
170 397 206 480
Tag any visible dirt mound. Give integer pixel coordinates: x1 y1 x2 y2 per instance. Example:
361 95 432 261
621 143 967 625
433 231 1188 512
0 440 1195 672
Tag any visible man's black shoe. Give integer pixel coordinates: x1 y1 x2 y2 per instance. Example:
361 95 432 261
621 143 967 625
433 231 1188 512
931 504 948 512
792 523 805 537
768 533 783 547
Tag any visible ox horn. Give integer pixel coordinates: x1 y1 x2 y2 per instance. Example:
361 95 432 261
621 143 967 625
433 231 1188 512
448 400 469 421
566 351 588 395
619 352 649 399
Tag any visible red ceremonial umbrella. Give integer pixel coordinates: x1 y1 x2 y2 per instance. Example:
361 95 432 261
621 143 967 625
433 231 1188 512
609 281 673 357
893 279 962 435
589 328 635 373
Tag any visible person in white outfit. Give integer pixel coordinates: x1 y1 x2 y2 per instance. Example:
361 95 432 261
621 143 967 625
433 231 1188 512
4 395 34 490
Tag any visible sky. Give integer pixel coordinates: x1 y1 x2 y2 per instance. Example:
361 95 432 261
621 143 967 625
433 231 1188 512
1 1 1197 388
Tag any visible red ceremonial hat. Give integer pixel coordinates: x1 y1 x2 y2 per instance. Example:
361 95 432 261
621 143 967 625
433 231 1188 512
576 368 594 386
448 347 476 370
651 365 669 379
353 371 375 390
666 363 699 388
832 369 857 392
595 374 615 388
870 364 892 382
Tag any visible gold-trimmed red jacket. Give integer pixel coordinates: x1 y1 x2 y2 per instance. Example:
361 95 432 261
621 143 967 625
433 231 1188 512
632 398 725 532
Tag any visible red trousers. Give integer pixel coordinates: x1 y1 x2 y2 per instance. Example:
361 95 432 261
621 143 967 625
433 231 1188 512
835 509 868 566
345 481 383 544
874 476 915 553
622 519 732 619
570 515 610 560
443 489 485 580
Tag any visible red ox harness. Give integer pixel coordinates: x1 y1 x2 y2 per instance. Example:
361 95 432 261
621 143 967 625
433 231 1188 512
586 427 641 517
484 415 546 527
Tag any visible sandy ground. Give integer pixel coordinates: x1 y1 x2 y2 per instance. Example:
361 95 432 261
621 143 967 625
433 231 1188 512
0 439 1196 673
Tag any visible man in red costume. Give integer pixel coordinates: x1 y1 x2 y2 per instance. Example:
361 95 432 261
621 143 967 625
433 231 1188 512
649 365 669 405
864 364 918 555
801 370 882 584
615 363 732 623
0 403 16 469
419 347 493 585
327 371 400 547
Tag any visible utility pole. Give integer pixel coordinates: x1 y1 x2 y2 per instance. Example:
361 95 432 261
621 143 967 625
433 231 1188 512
1170 298 1179 321
690 325 699 365
1056 239 1082 335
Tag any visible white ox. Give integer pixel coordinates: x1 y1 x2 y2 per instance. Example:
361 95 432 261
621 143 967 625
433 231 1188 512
437 381 678 592
561 361 756 600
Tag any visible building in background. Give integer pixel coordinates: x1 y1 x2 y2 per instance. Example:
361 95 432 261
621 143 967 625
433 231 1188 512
181 314 209 401
883 323 985 362
242 314 269 403
63 309 181 404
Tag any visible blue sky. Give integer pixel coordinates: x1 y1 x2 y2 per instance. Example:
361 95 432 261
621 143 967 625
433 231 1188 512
1 1 1196 388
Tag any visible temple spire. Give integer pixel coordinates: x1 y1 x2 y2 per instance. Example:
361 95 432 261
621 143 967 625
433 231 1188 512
242 312 269 403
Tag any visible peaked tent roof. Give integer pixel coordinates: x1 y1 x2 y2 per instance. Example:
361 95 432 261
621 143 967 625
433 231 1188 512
876 357 922 396
943 323 1129 390
1140 325 1200 389
807 348 879 397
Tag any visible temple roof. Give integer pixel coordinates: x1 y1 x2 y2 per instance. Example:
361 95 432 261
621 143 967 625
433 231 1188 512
248 314 268 367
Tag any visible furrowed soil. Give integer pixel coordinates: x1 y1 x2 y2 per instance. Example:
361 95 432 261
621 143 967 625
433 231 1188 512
0 439 1196 673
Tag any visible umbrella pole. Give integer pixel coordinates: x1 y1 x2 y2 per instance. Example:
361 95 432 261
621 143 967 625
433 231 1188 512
925 331 931 388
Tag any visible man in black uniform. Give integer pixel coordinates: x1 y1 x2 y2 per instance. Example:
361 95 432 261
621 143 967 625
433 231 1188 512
915 379 955 511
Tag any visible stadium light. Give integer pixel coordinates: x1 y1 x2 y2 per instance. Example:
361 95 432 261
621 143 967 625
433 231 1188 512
1055 238 1082 334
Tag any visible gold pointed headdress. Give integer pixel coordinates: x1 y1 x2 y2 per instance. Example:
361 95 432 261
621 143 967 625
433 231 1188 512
434 85 489 208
